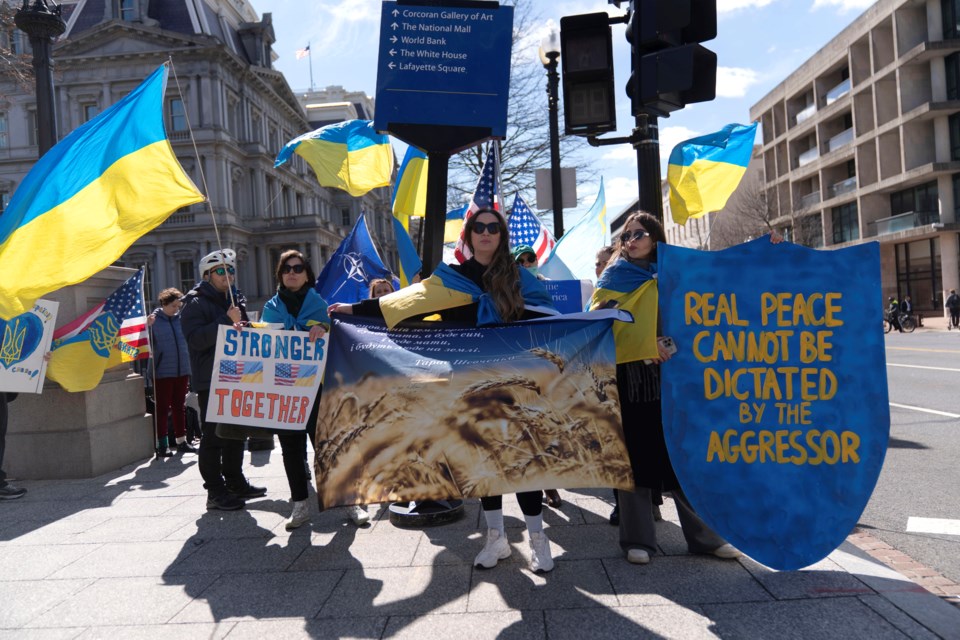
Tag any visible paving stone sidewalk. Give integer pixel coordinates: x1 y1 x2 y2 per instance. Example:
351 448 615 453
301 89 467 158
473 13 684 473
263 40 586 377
1 449 958 639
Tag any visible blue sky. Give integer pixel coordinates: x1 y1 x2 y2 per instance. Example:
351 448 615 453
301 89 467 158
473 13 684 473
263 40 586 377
270 0 877 221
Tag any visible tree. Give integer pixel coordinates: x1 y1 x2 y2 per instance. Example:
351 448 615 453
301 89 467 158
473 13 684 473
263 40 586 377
446 0 597 214
0 2 34 95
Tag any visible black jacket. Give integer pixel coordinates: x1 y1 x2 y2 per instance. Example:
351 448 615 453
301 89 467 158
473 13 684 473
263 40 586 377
180 281 248 391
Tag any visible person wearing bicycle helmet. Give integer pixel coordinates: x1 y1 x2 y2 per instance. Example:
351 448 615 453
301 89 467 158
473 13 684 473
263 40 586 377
887 297 903 333
181 249 265 511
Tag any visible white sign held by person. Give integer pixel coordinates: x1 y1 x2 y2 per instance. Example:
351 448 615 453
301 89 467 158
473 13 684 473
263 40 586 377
0 299 58 394
206 326 327 430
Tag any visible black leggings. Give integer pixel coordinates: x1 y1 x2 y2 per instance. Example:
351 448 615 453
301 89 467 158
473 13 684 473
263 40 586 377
481 491 542 516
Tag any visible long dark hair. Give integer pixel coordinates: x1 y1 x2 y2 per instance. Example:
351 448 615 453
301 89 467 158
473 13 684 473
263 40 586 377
464 207 525 321
274 249 317 290
613 211 666 263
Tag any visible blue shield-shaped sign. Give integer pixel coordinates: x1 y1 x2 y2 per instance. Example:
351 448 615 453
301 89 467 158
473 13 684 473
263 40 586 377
659 238 889 570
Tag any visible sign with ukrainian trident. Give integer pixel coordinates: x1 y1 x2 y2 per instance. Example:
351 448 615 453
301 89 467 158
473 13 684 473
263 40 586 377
0 299 58 394
658 238 889 570
206 326 327 430
314 311 632 509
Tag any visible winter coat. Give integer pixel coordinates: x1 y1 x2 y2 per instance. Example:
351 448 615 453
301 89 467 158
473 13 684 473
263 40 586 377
149 308 191 379
946 293 960 310
180 281 248 391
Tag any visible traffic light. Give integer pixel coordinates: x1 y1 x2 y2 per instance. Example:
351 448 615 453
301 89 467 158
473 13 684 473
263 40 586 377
626 0 717 117
559 12 616 136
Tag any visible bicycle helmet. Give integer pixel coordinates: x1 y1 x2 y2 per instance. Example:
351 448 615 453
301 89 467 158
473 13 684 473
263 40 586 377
199 249 236 276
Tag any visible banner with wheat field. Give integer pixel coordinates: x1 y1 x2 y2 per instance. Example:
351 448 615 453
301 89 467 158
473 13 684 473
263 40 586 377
314 312 633 508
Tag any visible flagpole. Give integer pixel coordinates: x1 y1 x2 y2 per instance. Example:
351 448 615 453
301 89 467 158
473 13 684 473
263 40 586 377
308 42 314 92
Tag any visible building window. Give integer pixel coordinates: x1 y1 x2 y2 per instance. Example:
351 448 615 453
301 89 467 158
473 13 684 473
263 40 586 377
168 98 187 132
896 237 943 310
26 109 38 147
118 0 137 21
890 181 938 219
142 264 154 306
178 260 196 293
944 0 960 39
831 202 859 244
0 191 9 215
953 174 960 216
81 103 99 123
341 208 351 226
0 113 7 149
226 91 240 136
948 53 960 100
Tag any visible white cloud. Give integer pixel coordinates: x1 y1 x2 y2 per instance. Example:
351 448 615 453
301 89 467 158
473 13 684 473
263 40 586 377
602 146 636 161
812 0 877 12
658 126 700 162
307 0 381 57
718 0 776 13
603 176 641 213
716 67 760 98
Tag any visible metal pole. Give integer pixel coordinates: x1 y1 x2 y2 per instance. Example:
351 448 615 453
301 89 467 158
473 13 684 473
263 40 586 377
421 151 450 277
15 0 66 157
635 113 664 223
546 56 564 238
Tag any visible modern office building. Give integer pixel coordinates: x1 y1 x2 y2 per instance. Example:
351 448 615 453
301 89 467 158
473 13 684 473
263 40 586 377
749 0 960 315
0 0 397 309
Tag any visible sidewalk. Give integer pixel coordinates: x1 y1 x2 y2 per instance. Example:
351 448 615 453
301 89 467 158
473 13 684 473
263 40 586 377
2 449 958 639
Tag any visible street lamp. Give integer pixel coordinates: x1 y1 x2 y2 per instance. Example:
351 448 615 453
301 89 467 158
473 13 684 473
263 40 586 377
539 23 564 238
14 0 66 157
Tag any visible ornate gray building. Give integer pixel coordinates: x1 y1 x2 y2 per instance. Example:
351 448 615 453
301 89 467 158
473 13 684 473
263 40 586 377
0 0 398 310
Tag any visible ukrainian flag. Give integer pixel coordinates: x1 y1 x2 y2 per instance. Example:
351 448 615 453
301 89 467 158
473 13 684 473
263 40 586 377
275 120 392 198
392 145 427 231
589 260 659 364
444 204 468 244
391 216 422 288
0 64 204 320
667 123 757 226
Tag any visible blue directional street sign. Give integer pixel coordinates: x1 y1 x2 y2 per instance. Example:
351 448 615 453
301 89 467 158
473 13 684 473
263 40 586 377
374 1 514 139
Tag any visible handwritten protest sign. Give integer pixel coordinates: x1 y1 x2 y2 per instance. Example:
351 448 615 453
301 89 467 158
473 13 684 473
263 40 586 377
0 299 57 394
659 238 889 570
206 326 327 430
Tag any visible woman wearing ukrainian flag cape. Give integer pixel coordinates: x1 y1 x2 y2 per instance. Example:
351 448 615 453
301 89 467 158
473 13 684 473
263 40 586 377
328 207 559 573
590 211 741 565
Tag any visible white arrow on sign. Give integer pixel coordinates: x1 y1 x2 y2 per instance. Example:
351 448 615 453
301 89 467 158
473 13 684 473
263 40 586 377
390 36 397 43
392 9 399 16
391 22 399 29
388 62 396 70
389 48 397 56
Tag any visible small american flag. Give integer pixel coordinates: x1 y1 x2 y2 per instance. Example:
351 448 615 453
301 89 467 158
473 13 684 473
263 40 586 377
275 363 319 387
219 360 263 383
507 194 555 267
454 144 501 263
295 45 310 60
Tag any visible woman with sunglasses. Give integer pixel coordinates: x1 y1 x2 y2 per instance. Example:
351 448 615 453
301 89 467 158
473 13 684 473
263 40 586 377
329 207 559 572
592 212 740 565
261 250 330 530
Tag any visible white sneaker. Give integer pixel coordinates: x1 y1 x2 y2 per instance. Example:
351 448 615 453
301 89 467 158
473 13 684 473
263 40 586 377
627 548 650 564
348 504 370 526
711 543 742 559
474 528 511 568
285 499 310 531
528 531 554 573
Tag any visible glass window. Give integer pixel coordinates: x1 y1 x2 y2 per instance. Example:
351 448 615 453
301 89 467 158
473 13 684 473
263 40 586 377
82 103 99 123
831 202 859 244
118 0 137 21
948 53 960 100
226 91 240 135
0 191 9 215
142 264 153 307
168 98 187 132
944 0 960 39
0 112 7 149
341 208 351 226
178 260 195 294
26 110 37 147
950 113 960 160
896 237 943 310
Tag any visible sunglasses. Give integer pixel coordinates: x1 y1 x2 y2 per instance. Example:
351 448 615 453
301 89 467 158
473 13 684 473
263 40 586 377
515 254 536 266
620 229 650 244
212 266 236 276
470 221 502 235
281 263 306 274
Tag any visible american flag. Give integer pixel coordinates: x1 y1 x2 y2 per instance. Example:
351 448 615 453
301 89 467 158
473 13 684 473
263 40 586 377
453 144 501 263
275 363 319 387
52 267 149 361
219 360 262 383
507 194 555 267
295 44 310 60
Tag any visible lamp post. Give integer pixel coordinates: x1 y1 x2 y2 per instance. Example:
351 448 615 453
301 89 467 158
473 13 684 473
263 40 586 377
540 24 564 238
14 0 66 157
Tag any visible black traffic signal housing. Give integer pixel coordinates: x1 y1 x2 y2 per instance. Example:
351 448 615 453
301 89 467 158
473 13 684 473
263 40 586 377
559 12 617 136
626 0 717 117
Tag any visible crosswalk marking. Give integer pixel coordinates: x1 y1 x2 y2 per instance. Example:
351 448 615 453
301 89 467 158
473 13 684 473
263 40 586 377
887 363 960 373
888 402 960 418
906 517 960 536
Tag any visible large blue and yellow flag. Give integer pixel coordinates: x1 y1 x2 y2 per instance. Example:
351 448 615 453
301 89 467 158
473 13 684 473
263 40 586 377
0 64 204 320
391 216 422 288
589 259 658 364
392 145 427 231
444 203 468 244
275 119 392 197
540 178 609 282
667 122 757 225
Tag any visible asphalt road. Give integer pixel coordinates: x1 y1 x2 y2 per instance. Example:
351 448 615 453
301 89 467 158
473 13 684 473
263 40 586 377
859 328 960 585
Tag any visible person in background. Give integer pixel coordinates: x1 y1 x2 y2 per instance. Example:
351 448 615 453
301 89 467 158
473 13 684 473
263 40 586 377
147 287 195 458
0 393 26 500
512 245 545 281
946 289 960 330
595 245 614 280
181 249 266 511
888 297 903 333
261 250 329 530
368 278 395 299
330 207 559 572
592 212 740 565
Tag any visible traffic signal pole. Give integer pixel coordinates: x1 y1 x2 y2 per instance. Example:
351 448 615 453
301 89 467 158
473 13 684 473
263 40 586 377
634 113 664 223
